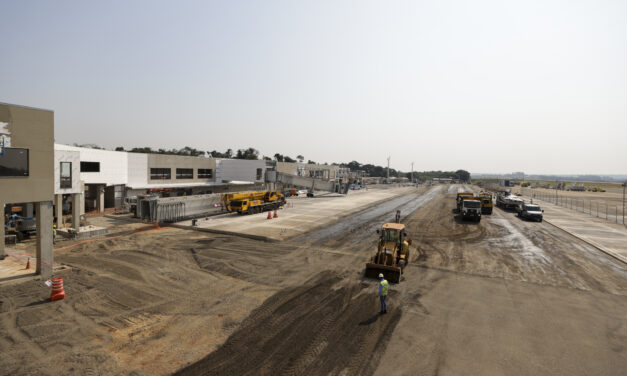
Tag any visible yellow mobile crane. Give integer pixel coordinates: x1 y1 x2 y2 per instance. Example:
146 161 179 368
222 190 286 214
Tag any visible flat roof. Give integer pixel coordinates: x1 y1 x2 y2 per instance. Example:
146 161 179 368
0 101 54 112
382 223 405 230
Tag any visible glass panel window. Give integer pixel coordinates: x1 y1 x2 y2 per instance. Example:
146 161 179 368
198 168 213 179
60 162 72 188
0 148 29 177
150 168 171 180
256 168 263 180
176 168 193 179
80 161 100 172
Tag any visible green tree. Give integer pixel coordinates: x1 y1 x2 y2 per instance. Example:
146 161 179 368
455 169 470 182
235 147 259 160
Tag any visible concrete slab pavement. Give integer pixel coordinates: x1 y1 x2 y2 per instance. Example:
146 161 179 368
174 187 416 241
538 200 627 264
0 247 37 283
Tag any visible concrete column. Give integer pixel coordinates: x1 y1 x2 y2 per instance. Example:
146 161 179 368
98 185 105 213
0 203 5 257
80 182 86 215
54 194 63 227
25 203 34 217
35 201 53 278
72 193 82 233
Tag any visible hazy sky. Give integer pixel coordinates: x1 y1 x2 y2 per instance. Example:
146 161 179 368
1 0 625 174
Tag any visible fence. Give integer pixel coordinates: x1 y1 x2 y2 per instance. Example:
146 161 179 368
520 188 626 226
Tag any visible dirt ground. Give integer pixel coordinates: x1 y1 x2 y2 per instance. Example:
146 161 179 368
1 185 626 375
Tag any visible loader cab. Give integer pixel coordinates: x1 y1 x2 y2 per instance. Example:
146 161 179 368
378 223 406 245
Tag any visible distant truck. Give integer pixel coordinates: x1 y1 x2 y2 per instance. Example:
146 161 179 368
566 183 585 191
461 198 482 222
477 193 493 214
516 203 543 222
456 192 474 212
496 192 523 210
5 215 37 241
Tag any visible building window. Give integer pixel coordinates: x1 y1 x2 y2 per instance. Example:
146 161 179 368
80 161 100 172
256 168 263 180
198 168 213 179
176 168 193 179
150 168 171 180
0 148 29 177
60 162 72 188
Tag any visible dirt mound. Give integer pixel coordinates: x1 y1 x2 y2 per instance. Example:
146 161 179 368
174 271 401 376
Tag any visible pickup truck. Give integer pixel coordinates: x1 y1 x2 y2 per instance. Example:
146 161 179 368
517 203 543 222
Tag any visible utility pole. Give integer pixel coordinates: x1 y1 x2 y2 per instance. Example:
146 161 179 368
411 162 414 183
386 156 390 180
623 181 626 225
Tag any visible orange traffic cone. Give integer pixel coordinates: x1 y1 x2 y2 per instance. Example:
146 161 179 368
267 211 272 220
273 210 278 218
50 277 66 301
25 257 31 270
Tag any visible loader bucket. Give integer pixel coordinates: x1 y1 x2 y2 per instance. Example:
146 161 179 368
365 263 402 283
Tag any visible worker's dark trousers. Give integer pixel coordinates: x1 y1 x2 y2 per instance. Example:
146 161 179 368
380 295 387 312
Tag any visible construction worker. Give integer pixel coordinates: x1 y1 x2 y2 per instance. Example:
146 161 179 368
53 225 57 244
377 273 389 314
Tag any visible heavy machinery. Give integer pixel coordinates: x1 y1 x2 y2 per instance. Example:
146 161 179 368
4 215 37 241
223 190 286 214
456 192 474 211
365 210 411 283
477 193 493 214
460 198 482 221
496 192 523 210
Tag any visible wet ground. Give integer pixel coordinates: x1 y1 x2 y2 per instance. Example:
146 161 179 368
1 185 626 375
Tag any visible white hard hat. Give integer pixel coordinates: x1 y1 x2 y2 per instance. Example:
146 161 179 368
379 273 384 278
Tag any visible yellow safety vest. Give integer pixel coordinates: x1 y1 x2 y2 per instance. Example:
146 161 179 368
380 280 389 296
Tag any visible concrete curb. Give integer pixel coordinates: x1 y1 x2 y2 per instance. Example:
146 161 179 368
543 218 627 265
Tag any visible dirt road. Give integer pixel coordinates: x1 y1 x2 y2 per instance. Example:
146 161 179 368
1 185 625 375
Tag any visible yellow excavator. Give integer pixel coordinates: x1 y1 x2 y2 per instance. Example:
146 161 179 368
365 210 411 283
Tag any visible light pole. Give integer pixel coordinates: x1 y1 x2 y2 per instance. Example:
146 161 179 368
386 156 390 180
411 162 414 184
622 181 626 225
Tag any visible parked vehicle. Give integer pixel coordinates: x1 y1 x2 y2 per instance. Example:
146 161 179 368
496 192 523 210
5 215 37 241
223 190 286 214
517 203 543 222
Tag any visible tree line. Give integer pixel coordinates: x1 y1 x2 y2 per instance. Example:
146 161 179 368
339 161 469 182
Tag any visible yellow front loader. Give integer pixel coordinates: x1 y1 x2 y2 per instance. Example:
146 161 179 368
365 210 411 283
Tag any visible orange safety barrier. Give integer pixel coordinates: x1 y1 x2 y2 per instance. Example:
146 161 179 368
267 211 272 220
273 210 278 218
50 277 66 301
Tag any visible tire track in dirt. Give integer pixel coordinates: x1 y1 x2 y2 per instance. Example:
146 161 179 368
174 271 401 376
